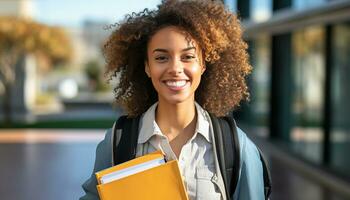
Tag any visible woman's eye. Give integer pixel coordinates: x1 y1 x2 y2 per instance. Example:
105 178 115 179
155 56 168 62
182 55 196 61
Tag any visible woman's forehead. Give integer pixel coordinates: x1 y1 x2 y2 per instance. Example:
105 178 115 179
147 26 199 52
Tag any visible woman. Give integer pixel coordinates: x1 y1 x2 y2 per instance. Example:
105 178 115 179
80 0 264 199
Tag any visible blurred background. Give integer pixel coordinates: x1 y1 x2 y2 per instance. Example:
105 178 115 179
0 0 349 199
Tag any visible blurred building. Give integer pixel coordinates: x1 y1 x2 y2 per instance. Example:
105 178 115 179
0 0 34 19
82 20 111 63
223 0 350 197
64 20 111 68
41 20 112 94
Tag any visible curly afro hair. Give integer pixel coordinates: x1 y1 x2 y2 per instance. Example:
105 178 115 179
104 0 252 117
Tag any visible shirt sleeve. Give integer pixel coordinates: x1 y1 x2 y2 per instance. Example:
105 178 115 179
233 128 265 200
79 129 113 200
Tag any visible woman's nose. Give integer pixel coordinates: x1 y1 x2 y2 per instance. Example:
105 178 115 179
168 59 184 75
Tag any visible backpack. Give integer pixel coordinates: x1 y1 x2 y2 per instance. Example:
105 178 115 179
111 114 272 200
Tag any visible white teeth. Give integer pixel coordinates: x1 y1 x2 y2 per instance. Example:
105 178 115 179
165 80 187 87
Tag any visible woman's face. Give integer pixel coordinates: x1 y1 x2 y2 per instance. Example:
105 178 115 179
145 26 205 105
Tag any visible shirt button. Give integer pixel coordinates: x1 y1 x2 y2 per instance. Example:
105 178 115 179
212 174 218 181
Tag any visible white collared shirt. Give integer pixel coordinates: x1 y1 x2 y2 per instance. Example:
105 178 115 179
80 102 264 200
135 102 223 200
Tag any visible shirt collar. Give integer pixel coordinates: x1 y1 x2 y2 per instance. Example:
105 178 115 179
138 102 211 144
194 102 211 143
138 102 162 144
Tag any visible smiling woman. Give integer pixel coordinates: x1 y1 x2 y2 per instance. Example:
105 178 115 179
103 0 251 117
80 1 267 200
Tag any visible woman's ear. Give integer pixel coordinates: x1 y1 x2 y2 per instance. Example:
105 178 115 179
145 61 151 77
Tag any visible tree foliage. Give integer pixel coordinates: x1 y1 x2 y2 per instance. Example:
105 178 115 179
0 16 72 66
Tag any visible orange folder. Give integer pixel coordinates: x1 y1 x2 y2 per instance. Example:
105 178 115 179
95 151 189 200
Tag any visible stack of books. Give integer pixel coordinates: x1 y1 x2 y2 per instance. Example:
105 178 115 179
95 150 189 200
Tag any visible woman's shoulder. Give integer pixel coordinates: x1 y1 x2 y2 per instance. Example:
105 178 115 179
93 128 114 171
98 128 113 149
235 127 261 162
233 127 265 200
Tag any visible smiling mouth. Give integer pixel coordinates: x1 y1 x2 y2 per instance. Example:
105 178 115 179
163 80 189 91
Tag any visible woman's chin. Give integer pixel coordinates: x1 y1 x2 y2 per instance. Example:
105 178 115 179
159 94 194 105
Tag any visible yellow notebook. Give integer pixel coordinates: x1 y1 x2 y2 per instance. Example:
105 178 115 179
95 151 189 200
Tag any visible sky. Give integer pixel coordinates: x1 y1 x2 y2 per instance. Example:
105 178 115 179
32 0 161 27
32 0 272 27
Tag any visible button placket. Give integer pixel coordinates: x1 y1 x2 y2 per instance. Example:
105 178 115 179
179 149 186 173
179 142 189 169
160 137 177 161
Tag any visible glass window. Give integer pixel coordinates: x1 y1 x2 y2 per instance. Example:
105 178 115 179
251 0 272 22
224 0 237 13
291 26 325 163
293 0 326 10
248 35 271 137
330 22 350 177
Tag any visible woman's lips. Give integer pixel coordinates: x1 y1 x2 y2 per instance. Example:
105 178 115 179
163 80 190 91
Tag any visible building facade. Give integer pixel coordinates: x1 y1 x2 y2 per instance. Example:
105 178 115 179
223 0 350 183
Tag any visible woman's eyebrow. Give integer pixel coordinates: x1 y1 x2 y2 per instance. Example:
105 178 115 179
152 48 168 53
152 47 196 53
181 47 196 52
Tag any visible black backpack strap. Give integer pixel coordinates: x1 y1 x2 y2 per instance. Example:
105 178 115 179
209 113 240 200
222 116 241 196
112 115 141 165
257 148 272 199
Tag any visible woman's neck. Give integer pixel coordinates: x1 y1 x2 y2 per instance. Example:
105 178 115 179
155 99 196 141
